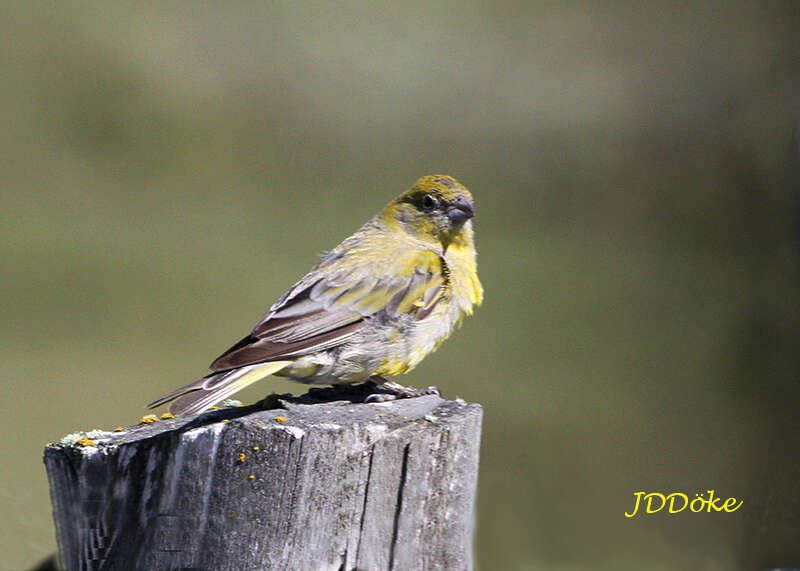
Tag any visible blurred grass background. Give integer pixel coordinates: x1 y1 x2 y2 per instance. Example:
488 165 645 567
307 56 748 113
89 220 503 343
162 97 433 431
2 1 799 569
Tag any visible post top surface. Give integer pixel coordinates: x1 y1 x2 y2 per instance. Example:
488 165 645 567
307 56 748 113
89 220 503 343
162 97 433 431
46 391 482 453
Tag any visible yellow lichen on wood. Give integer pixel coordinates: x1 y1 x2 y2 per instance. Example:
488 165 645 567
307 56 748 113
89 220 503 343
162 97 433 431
275 416 288 422
139 415 158 424
113 427 124 432
75 437 96 447
252 446 260 451
237 453 246 462
160 412 175 419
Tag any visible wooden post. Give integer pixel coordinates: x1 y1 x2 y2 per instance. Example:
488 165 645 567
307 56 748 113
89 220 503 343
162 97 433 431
44 392 482 571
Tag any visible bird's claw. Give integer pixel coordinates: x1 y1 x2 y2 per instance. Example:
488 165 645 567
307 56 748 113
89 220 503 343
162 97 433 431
364 379 441 402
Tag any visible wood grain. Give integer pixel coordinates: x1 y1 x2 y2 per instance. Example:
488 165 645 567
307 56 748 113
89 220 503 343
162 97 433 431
45 393 482 571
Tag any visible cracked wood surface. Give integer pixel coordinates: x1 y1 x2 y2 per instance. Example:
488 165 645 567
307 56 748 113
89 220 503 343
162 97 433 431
44 393 482 571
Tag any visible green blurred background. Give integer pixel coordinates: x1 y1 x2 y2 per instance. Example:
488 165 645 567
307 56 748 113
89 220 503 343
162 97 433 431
2 2 799 570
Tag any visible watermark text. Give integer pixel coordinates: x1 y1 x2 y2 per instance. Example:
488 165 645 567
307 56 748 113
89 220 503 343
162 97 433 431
624 490 742 517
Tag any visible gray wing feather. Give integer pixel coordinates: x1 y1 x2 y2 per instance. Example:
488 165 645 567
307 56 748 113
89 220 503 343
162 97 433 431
209 247 444 372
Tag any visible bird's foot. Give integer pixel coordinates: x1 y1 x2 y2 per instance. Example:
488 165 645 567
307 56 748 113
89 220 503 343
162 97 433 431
364 376 441 403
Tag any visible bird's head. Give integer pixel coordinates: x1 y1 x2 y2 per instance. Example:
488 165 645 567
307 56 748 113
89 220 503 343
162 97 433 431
383 175 476 251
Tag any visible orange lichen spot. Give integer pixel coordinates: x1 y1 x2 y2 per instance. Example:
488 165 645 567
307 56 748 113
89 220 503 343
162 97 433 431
378 413 386 418
237 453 246 462
113 427 124 432
274 416 288 422
139 415 158 424
160 412 175 419
252 446 260 451
248 474 255 480
75 437 96 447
221 419 230 423
210 406 220 410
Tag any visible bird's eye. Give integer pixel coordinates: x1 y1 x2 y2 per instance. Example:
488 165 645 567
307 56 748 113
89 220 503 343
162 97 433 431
422 194 436 210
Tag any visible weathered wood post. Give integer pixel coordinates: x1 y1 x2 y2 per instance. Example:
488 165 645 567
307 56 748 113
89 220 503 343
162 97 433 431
44 391 482 571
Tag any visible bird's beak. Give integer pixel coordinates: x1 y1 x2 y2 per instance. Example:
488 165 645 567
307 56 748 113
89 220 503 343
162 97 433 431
447 196 475 224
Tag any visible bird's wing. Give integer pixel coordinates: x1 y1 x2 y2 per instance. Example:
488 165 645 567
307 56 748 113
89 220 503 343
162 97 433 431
209 245 445 371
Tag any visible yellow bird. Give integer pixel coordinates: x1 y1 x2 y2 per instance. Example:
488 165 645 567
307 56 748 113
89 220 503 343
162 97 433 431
148 175 483 415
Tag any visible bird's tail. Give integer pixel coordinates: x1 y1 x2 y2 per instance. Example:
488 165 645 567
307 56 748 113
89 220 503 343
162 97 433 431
147 361 292 416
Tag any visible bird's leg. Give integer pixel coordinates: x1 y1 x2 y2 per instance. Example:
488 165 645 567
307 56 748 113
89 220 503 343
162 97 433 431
365 375 441 403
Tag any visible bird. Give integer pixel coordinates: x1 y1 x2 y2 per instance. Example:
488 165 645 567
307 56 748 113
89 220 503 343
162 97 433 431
147 175 483 415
